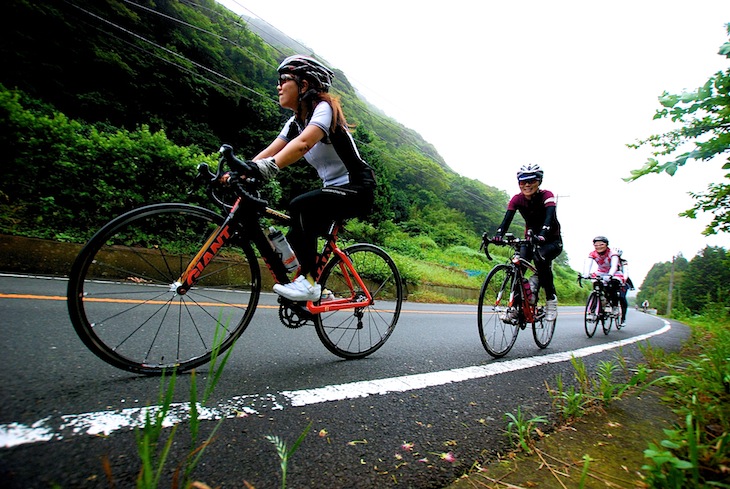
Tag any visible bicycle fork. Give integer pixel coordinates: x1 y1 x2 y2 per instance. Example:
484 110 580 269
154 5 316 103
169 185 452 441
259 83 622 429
174 222 233 295
174 201 241 295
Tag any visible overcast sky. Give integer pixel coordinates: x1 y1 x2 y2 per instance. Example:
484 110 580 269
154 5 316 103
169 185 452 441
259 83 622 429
218 0 729 288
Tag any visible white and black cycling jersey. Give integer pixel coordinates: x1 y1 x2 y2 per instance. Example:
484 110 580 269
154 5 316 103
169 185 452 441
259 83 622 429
278 101 375 188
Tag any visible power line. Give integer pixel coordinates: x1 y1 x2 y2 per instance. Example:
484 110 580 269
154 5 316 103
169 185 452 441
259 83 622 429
61 0 507 216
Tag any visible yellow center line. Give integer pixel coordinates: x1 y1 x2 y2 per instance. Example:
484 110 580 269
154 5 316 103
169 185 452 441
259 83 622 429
0 293 580 315
0 293 258 309
2 292 462 313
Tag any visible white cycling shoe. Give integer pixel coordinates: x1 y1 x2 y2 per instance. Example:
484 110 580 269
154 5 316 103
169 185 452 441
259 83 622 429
545 297 558 322
273 275 321 302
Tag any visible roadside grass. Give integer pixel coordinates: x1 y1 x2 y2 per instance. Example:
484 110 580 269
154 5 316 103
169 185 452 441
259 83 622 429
132 318 235 489
639 314 730 487
480 311 730 488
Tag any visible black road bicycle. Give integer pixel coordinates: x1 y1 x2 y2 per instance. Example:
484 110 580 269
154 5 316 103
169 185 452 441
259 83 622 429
477 233 556 358
578 274 623 337
67 145 403 375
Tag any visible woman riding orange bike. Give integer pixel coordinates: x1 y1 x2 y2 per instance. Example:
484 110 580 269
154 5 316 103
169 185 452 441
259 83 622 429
66 144 402 374
234 54 376 302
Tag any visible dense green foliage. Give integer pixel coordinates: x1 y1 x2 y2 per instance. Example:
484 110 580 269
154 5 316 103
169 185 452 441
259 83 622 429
636 246 730 318
0 86 217 240
626 23 730 236
0 1 508 239
641 315 730 487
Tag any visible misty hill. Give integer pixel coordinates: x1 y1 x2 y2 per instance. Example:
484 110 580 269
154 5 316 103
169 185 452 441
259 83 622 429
1 0 512 246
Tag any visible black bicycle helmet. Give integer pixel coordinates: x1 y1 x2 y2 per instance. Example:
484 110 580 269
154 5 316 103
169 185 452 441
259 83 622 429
516 163 544 181
277 55 334 92
593 236 609 245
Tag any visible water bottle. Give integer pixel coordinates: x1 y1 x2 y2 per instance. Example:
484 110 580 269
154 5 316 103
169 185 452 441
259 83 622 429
267 227 299 273
522 278 533 305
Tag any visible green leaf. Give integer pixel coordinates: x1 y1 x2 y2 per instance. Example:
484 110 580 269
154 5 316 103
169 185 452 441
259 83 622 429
659 92 680 108
698 79 714 99
680 91 699 103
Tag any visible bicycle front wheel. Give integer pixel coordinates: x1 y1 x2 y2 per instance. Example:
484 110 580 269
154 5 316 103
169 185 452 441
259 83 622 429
314 243 402 359
532 295 555 349
584 292 601 338
615 303 625 330
67 203 261 375
478 264 520 358
602 302 613 335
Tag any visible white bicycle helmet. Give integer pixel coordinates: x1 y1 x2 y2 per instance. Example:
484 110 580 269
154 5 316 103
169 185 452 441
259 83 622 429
516 164 544 181
277 55 334 92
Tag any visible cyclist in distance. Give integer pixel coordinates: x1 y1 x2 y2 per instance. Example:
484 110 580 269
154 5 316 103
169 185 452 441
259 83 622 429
584 236 626 318
239 55 376 302
617 252 634 326
492 164 563 321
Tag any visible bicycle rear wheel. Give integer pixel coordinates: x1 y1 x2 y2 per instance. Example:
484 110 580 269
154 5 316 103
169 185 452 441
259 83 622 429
478 264 520 358
584 292 601 338
314 243 402 359
67 203 260 375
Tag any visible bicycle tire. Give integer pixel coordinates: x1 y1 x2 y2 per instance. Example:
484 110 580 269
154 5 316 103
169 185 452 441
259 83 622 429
478 264 520 358
314 243 402 359
584 291 600 338
67 203 261 375
615 302 625 330
602 301 613 335
532 288 555 349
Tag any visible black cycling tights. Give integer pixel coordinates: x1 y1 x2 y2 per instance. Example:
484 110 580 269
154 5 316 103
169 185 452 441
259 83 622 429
520 240 563 301
287 184 374 278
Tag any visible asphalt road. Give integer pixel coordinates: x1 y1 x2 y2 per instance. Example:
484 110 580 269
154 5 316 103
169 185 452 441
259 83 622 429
0 273 688 488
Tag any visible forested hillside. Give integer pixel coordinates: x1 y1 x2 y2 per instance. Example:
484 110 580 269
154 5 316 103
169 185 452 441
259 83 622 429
1 0 509 240
1 0 590 301
636 246 730 317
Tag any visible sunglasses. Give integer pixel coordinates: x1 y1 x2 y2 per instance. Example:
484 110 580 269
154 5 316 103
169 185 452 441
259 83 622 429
277 74 296 86
519 178 539 186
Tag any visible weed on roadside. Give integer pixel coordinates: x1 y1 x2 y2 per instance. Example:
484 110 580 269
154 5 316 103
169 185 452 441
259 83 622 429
503 406 548 453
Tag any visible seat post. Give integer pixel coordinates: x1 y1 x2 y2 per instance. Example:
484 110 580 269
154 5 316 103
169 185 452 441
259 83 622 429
327 220 342 240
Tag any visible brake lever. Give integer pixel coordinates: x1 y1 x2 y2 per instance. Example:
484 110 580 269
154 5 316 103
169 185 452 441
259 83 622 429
188 163 216 195
480 233 493 261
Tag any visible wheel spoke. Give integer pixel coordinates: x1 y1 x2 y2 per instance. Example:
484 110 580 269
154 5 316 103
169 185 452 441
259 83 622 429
315 244 402 359
67 204 260 374
479 265 519 358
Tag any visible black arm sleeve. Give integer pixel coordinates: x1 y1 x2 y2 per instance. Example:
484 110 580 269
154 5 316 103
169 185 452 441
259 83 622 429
496 209 516 235
539 206 557 236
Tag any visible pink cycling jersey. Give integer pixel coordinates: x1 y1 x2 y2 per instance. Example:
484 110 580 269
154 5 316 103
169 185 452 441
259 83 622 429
588 247 625 282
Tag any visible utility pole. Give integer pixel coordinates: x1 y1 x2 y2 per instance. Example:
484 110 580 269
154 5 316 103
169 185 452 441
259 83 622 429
667 255 675 316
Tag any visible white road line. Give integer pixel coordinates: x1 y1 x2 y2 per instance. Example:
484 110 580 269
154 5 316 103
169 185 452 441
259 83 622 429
0 319 670 449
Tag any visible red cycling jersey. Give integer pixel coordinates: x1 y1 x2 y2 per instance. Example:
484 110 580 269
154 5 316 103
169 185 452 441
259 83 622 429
505 189 561 240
